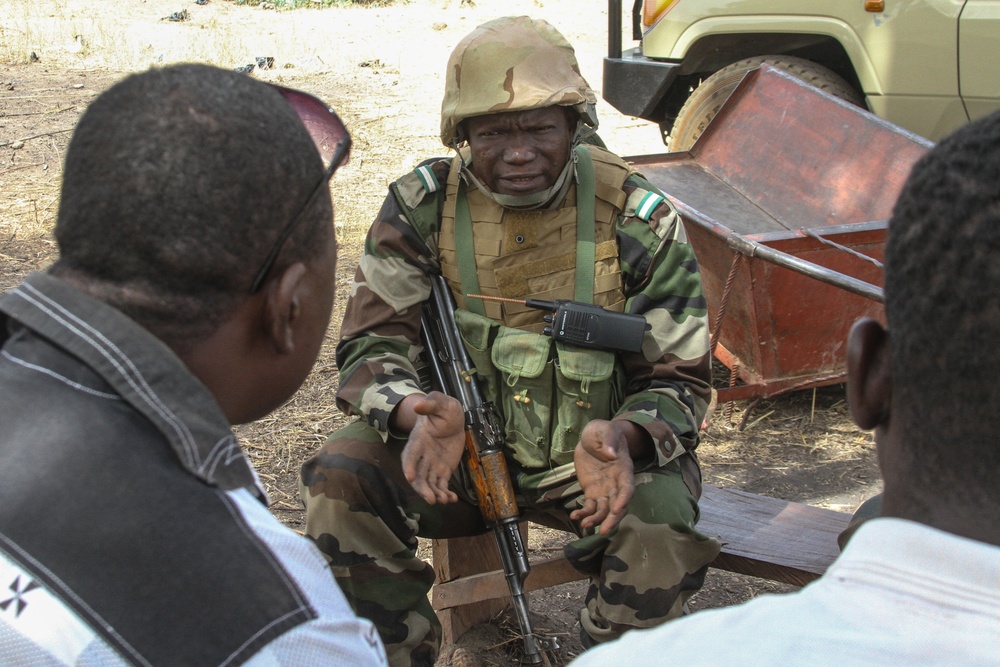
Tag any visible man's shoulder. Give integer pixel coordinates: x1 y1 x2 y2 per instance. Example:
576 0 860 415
576 143 667 200
585 146 673 231
0 488 384 666
582 142 632 170
571 590 823 665
391 156 452 212
578 143 638 218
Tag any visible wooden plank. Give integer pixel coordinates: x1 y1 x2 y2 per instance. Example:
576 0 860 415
431 485 853 613
433 534 508 644
697 485 851 587
433 554 580 612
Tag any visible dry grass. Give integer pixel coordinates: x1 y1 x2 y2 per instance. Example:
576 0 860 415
1 0 371 70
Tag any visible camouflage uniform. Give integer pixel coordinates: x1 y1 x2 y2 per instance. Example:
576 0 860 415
301 17 721 667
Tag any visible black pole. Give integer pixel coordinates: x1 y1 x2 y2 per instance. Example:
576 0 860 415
608 0 622 59
632 0 643 40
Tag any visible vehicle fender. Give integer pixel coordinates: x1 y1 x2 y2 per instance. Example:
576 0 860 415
646 15 883 95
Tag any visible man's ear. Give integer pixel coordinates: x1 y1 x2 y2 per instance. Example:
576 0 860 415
263 262 308 355
846 317 892 430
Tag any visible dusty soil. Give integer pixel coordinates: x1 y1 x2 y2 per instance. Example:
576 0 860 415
1 1 881 665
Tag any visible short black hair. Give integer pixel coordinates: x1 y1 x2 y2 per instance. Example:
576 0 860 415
51 63 332 349
884 109 1000 504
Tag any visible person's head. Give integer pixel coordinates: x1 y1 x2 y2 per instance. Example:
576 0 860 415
847 109 1000 537
440 16 598 207
50 63 351 423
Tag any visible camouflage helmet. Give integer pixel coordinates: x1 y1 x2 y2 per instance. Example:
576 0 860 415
440 16 598 147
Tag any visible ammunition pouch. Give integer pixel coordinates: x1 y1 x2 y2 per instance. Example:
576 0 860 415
455 308 623 469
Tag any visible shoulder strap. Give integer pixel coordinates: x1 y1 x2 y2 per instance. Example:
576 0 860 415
450 156 488 316
574 144 596 303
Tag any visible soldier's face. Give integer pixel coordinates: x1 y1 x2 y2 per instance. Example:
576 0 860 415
465 107 574 196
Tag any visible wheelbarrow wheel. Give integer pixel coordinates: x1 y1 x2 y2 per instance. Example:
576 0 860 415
668 55 865 151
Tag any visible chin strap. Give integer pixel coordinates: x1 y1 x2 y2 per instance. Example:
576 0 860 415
461 153 576 211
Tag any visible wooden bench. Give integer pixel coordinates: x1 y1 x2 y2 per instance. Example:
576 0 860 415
431 484 852 644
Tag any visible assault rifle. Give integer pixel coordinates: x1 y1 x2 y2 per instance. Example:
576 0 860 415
420 274 558 666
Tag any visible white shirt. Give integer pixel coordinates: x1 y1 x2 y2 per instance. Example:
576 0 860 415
570 518 1000 666
0 489 387 667
0 275 387 667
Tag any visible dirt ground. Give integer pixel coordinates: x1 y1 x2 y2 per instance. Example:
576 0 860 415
1 1 882 664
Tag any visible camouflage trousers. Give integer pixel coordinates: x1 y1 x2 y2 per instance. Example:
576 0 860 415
300 420 721 667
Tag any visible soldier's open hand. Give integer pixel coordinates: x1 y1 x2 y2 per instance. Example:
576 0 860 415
399 391 466 505
571 419 638 535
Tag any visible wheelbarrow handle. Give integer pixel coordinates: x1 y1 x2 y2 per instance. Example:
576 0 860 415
727 234 884 304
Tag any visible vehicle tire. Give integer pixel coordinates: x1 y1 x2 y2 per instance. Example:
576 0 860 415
668 55 865 151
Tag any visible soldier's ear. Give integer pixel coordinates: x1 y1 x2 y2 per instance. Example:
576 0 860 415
846 317 892 431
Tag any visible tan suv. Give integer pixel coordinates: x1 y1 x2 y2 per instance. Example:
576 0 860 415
603 0 1000 149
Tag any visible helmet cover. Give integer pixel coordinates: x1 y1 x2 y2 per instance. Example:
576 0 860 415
440 15 598 147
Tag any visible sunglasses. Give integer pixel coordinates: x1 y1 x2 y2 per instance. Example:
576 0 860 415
249 84 352 293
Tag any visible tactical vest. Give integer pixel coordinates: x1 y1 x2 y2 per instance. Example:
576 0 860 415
438 144 631 330
404 145 643 470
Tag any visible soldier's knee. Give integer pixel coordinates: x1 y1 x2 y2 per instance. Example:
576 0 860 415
628 468 700 529
300 423 416 535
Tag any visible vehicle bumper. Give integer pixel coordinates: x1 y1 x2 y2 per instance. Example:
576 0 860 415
602 47 681 121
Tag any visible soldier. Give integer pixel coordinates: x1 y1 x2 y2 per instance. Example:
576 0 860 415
301 16 721 666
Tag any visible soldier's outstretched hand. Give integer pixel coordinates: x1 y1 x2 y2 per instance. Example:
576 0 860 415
571 419 639 535
398 391 467 505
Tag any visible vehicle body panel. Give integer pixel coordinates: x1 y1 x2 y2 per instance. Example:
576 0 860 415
960 0 1000 120
605 0 1000 141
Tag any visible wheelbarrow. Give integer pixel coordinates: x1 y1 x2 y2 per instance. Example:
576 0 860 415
628 65 934 403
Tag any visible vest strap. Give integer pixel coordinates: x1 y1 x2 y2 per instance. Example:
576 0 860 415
574 145 596 303
454 177 486 316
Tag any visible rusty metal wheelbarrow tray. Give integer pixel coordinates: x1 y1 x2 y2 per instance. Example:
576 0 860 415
628 65 933 402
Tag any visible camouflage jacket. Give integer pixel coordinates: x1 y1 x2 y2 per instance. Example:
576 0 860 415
335 151 713 469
